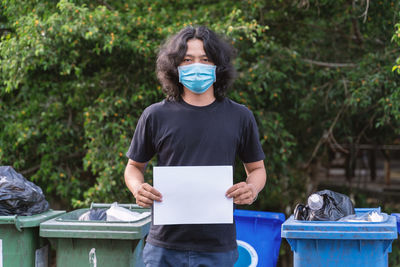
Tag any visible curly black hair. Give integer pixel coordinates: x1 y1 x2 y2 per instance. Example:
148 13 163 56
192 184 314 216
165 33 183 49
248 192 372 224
156 26 236 101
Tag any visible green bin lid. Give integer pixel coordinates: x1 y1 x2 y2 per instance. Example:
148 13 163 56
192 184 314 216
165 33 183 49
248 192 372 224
0 210 66 231
40 204 151 240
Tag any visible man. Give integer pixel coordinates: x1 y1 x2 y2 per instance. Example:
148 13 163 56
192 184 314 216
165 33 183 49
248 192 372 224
124 26 266 267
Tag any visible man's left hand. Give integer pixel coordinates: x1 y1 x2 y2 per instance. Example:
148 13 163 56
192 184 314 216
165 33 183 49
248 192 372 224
226 182 257 205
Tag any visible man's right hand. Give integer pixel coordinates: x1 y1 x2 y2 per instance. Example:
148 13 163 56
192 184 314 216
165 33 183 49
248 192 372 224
134 183 163 208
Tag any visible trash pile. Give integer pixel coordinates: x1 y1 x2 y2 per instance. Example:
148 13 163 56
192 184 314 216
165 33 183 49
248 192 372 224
79 202 151 221
0 166 49 216
294 189 355 221
294 189 386 222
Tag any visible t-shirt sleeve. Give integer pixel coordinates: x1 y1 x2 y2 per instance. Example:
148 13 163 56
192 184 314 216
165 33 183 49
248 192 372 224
238 110 265 163
126 110 156 163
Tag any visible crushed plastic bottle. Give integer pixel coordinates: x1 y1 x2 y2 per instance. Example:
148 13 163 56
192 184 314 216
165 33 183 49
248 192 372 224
307 194 323 210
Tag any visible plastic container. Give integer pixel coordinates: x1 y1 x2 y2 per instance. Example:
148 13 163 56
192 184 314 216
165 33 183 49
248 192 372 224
281 208 398 267
234 209 285 267
0 209 65 267
40 203 151 267
308 193 324 210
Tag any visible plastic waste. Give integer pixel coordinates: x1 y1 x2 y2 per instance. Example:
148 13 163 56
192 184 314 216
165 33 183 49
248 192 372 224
293 204 309 221
308 194 324 210
78 208 107 221
294 189 355 221
339 210 386 222
106 202 150 221
78 203 150 222
78 211 90 221
0 166 49 216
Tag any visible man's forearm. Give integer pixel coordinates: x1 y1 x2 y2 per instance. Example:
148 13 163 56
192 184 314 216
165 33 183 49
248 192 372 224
245 163 266 198
124 162 146 197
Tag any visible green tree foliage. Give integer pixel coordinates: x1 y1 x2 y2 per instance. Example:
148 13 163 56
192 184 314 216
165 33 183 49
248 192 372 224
394 11 400 74
0 0 399 213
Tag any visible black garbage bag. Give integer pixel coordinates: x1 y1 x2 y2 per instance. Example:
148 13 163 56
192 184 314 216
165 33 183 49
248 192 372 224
294 203 309 221
0 166 49 216
79 208 108 221
294 189 355 221
88 208 107 220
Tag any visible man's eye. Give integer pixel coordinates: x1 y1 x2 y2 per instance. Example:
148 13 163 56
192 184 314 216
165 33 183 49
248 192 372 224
184 58 191 62
203 58 209 62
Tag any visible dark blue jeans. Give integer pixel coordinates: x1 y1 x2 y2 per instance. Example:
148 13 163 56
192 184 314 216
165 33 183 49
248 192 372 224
143 242 239 267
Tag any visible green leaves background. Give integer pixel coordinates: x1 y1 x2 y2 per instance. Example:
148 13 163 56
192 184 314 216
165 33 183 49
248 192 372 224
0 0 399 214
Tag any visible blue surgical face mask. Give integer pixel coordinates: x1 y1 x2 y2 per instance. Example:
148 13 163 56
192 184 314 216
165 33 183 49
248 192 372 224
178 63 217 94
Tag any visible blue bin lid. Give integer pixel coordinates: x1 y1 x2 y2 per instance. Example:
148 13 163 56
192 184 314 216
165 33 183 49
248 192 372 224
392 213 400 234
281 208 398 240
234 209 285 223
392 213 400 223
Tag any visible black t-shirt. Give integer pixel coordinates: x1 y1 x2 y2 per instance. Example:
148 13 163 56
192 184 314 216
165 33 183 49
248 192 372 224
126 97 265 252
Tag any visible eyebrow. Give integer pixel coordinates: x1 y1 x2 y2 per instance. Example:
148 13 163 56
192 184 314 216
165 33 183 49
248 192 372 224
184 54 208 58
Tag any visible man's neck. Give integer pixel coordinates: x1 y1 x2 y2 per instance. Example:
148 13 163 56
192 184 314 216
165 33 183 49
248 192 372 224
181 87 216 107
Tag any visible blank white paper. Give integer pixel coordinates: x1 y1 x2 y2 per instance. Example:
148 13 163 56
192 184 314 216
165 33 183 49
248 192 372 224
153 166 233 225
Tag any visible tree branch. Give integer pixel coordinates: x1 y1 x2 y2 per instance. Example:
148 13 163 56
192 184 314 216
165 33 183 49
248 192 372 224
20 165 40 176
305 101 348 168
20 152 85 176
359 0 370 23
355 113 376 145
303 59 357 68
351 0 364 45
97 0 114 10
328 132 349 154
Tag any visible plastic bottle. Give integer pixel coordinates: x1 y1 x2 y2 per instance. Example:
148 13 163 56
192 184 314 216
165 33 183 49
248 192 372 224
307 194 324 210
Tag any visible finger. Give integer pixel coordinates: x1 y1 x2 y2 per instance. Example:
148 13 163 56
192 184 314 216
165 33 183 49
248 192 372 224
227 188 244 199
136 194 154 206
225 185 238 195
143 183 163 200
135 195 151 207
135 186 156 205
226 182 246 194
226 182 246 197
228 185 250 198
234 194 254 205
138 189 161 202
233 190 253 203
234 199 252 205
140 184 162 202
136 199 152 208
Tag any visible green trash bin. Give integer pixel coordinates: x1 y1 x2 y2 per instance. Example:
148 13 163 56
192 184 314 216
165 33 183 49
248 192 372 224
0 209 65 267
40 203 151 267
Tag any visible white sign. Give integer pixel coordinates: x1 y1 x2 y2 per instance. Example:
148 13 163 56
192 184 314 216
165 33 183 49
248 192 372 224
153 166 233 225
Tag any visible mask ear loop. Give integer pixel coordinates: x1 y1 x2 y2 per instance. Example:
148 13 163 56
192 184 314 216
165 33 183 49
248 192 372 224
212 66 217 82
177 66 183 83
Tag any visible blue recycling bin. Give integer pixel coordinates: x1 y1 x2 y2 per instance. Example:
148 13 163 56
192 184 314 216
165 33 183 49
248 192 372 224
234 209 285 267
281 208 398 267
